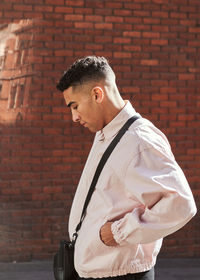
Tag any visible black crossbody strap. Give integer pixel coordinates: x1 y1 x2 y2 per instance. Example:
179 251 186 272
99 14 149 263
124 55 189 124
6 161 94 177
72 115 140 242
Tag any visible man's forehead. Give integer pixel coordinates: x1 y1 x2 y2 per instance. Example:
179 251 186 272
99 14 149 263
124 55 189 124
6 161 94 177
63 82 96 106
63 86 73 96
63 87 75 106
63 86 74 98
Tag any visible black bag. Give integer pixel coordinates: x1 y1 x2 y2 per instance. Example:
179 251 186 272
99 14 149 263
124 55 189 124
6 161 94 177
53 240 77 280
53 116 140 280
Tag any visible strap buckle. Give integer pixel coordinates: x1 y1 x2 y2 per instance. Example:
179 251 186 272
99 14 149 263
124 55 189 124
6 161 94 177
72 232 78 244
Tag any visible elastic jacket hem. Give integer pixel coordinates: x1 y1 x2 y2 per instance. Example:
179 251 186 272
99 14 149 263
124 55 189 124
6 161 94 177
77 261 155 278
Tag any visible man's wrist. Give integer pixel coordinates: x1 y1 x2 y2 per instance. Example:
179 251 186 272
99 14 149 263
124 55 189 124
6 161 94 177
100 222 118 246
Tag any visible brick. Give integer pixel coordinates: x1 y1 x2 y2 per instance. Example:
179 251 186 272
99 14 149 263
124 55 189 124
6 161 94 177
178 115 195 121
178 74 195 80
124 3 142 9
54 50 74 56
43 187 63 194
66 0 84 6
13 4 33 11
75 7 93 14
152 25 169 32
95 36 112 43
105 16 124 23
54 6 73 13
95 23 113 29
133 10 151 17
143 32 160 38
43 128 63 135
45 27 63 34
23 12 44 18
189 27 200 33
65 14 83 21
45 0 64 4
85 0 103 8
189 12 200 20
0 3 12 10
143 18 160 25
106 44 122 51
161 19 178 25
125 17 142 24
152 39 168 45
4 11 23 18
180 33 195 40
152 11 169 18
134 24 151 31
85 44 103 50
24 0 43 3
114 23 132 31
74 22 93 28
2 188 21 195
114 37 131 44
34 34 53 41
160 87 177 94
114 9 132 16
180 20 197 26
143 73 159 80
123 87 140 94
188 40 200 47
177 60 193 67
113 52 132 58
141 59 159 66
103 30 121 37
105 2 122 8
160 101 177 107
170 12 187 19
170 121 186 127
123 31 141 37
152 94 168 101
123 45 141 52
85 15 103 22
180 5 196 12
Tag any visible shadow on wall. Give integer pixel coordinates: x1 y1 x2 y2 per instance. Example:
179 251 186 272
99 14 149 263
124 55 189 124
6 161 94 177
0 19 46 262
0 18 83 262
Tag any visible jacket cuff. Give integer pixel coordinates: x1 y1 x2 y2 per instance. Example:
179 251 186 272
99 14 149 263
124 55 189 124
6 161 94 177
111 220 126 244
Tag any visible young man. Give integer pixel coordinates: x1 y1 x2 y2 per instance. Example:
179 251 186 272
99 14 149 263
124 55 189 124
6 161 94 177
57 56 197 280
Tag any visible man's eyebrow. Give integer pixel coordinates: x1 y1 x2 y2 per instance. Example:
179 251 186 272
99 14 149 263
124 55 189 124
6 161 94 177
67 101 75 107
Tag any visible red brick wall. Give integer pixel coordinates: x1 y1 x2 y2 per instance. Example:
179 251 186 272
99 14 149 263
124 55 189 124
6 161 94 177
0 0 199 261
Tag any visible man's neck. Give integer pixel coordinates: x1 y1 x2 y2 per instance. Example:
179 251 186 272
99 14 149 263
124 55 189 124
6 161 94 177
103 98 126 126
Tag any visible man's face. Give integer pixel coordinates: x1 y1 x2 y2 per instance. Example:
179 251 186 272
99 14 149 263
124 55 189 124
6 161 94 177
63 85 104 133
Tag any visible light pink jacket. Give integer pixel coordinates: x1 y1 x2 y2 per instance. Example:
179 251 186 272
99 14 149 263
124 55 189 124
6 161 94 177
69 101 197 278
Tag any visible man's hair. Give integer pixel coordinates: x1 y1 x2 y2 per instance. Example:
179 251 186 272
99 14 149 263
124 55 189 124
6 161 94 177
56 56 114 92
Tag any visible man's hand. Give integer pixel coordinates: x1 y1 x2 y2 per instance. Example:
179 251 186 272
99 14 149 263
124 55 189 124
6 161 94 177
100 222 118 246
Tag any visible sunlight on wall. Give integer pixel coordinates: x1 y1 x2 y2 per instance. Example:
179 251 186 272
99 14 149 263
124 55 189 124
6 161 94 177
0 19 36 124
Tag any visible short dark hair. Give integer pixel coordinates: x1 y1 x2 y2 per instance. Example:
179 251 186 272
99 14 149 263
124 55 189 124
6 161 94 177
56 56 113 92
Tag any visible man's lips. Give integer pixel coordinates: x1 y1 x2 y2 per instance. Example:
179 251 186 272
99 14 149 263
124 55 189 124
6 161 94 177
81 122 87 127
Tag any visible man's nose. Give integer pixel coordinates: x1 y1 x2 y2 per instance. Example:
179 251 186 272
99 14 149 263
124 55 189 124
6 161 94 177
72 110 80 123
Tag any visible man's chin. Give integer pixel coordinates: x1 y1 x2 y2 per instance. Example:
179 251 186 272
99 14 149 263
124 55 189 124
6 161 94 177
86 126 99 133
87 127 96 133
84 123 102 133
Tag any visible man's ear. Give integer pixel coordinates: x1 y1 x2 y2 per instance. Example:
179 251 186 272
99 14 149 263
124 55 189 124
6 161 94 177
92 87 104 104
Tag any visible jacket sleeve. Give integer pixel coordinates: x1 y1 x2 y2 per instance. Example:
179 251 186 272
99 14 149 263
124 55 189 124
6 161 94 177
111 137 197 245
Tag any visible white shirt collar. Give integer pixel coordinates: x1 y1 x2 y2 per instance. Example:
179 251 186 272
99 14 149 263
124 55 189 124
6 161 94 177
96 101 138 142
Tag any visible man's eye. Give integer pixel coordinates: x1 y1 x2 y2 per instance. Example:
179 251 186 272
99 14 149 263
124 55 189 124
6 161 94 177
73 106 78 110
